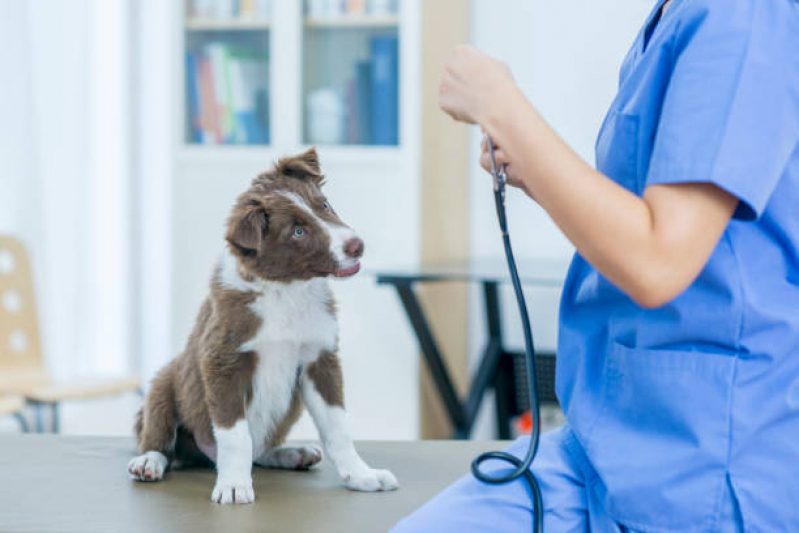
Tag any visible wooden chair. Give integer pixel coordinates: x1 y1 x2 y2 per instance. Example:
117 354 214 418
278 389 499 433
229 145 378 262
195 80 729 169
0 394 28 432
0 235 141 432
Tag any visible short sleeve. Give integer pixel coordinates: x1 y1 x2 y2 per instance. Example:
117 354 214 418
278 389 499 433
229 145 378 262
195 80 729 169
646 0 799 220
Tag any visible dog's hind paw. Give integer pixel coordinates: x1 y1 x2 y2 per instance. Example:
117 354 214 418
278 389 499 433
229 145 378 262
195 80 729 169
343 468 399 492
212 481 255 505
256 445 322 470
128 451 168 482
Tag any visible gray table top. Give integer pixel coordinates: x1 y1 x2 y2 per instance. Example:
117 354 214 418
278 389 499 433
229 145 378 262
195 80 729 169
0 435 508 533
372 257 571 287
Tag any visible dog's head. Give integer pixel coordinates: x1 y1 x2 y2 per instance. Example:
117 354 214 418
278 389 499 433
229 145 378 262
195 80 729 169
225 148 363 283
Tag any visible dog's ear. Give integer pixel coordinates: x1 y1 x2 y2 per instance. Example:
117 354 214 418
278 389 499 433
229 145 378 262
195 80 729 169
226 203 268 255
275 147 324 186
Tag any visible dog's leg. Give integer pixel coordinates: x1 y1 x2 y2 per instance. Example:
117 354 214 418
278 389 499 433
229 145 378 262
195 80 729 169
301 352 398 492
129 365 177 482
203 349 259 505
255 445 322 470
210 419 255 504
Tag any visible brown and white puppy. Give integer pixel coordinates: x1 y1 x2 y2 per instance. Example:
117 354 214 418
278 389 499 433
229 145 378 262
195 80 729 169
128 148 397 504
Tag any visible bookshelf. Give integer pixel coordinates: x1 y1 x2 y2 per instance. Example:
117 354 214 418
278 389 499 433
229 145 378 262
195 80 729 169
183 0 272 146
181 0 405 149
172 0 421 291
185 18 272 31
303 15 401 28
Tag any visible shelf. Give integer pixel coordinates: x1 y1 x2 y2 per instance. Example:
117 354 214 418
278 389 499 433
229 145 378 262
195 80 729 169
185 18 271 31
304 15 400 29
178 144 404 171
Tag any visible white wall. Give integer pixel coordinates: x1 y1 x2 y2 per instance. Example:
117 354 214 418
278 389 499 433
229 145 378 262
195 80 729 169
467 0 654 436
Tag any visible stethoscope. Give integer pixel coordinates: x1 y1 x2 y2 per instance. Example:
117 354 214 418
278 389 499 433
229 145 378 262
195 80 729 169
470 136 544 532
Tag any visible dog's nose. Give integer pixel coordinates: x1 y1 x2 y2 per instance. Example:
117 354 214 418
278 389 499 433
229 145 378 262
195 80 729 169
344 237 364 259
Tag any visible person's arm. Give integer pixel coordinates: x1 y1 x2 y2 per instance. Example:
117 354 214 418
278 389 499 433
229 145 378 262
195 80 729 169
439 45 737 308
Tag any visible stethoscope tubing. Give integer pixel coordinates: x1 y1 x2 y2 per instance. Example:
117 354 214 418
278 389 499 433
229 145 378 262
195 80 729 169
470 136 544 533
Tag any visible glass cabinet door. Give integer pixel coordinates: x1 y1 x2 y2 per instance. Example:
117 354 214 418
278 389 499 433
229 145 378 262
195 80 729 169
184 0 272 145
302 0 400 146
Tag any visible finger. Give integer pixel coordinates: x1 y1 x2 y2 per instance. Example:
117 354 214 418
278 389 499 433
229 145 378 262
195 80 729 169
481 139 491 161
482 136 505 156
480 151 492 173
438 91 454 115
482 145 506 168
494 148 509 166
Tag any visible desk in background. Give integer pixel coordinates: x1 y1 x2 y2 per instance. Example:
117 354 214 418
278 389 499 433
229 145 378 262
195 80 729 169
375 258 569 439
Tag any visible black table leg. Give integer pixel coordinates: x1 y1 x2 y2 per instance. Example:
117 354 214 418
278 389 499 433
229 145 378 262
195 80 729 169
494 354 515 439
52 403 60 433
482 281 514 439
389 279 527 440
14 412 29 433
394 282 467 435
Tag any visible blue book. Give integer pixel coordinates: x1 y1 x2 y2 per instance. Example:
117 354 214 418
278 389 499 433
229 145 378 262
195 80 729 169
370 36 399 146
255 89 270 145
185 51 203 142
356 60 372 144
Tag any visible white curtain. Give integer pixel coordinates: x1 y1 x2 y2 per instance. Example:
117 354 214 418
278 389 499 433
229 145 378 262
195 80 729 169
0 0 172 382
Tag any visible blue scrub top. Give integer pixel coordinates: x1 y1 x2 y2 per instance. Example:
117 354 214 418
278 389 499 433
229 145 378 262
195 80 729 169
557 0 799 530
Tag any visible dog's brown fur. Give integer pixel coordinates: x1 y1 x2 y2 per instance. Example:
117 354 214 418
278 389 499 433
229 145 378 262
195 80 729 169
135 148 347 465
225 150 346 283
307 351 344 408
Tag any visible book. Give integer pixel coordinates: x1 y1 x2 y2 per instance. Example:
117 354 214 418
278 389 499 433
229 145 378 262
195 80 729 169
185 40 270 145
207 43 237 142
240 0 255 17
185 52 202 142
229 51 270 144
198 56 222 143
370 36 399 145
355 60 372 144
345 76 360 144
347 0 366 14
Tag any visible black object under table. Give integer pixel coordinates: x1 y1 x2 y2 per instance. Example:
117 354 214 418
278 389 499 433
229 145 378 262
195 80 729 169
375 258 568 440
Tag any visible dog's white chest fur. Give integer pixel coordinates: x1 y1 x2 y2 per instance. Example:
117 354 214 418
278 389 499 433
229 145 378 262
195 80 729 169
239 277 338 458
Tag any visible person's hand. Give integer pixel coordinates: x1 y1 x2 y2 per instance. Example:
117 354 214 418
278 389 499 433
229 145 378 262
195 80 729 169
480 135 527 194
439 45 516 125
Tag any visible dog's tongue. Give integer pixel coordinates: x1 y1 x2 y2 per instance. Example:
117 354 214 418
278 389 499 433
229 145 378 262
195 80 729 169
334 262 361 278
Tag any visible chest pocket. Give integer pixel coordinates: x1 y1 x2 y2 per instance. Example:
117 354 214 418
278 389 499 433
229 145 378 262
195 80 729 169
595 111 642 195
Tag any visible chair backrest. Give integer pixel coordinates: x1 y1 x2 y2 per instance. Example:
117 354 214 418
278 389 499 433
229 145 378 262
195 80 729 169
0 236 44 375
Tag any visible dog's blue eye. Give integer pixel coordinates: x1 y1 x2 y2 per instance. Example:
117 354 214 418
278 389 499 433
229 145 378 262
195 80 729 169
293 228 306 238
323 201 331 211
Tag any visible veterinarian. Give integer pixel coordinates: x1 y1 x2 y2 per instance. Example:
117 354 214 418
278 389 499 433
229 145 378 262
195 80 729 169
393 0 799 531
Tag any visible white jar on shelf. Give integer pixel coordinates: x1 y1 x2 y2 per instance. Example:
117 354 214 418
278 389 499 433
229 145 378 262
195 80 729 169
307 88 345 145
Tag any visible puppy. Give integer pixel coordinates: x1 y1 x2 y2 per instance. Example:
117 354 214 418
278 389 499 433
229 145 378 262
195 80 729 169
128 148 398 504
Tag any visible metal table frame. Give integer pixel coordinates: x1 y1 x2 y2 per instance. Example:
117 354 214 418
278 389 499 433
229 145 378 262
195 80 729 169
377 275 558 439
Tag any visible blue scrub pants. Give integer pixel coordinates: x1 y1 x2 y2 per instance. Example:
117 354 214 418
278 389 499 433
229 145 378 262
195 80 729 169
391 425 744 532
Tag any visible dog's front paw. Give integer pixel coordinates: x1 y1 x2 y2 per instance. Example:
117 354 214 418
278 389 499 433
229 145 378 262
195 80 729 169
211 481 255 505
128 451 168 482
343 468 399 492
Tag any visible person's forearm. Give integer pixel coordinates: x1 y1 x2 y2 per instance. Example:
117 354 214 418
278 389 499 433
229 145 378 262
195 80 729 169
481 88 701 308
